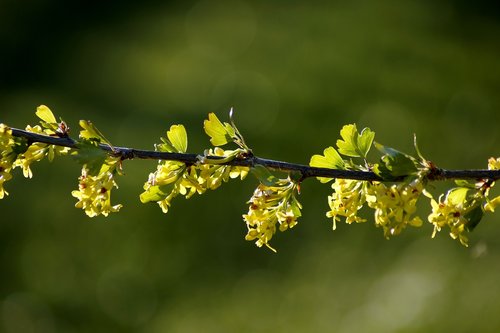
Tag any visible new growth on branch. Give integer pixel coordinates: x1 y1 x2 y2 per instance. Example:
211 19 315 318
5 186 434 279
1 106 500 251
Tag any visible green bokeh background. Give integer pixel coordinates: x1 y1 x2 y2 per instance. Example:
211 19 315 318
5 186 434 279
1 1 500 332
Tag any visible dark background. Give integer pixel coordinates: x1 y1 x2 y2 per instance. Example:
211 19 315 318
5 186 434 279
1 1 500 332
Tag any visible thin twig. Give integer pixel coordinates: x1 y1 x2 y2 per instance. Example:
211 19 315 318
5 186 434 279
10 127 500 182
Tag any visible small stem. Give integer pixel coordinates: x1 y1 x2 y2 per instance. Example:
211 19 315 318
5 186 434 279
9 127 500 182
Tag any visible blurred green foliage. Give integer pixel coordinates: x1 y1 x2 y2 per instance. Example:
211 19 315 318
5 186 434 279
1 0 500 332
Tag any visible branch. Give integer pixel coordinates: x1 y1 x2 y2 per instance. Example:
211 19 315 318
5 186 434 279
11 127 500 182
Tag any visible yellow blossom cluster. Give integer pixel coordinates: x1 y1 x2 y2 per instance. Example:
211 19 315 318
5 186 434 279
141 161 203 213
484 158 500 212
426 156 500 247
326 178 367 230
0 106 70 199
428 189 470 246
14 125 69 178
0 124 15 199
141 153 249 213
72 157 123 217
488 157 500 171
140 124 249 213
325 177 425 239
243 179 302 251
198 148 249 190
366 180 424 238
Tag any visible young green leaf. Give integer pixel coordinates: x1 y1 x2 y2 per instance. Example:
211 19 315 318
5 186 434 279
140 184 171 203
373 142 418 180
447 187 469 206
78 120 115 150
336 124 375 158
250 165 279 186
36 105 57 124
167 124 187 153
72 140 108 175
358 127 375 157
336 124 359 157
158 124 188 153
203 113 235 146
454 179 477 189
309 146 345 183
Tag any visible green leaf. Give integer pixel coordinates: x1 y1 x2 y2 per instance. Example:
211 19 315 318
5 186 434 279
167 124 188 153
358 127 375 158
158 124 188 153
79 120 114 149
447 187 469 206
336 124 375 158
140 185 168 203
336 124 359 157
373 142 418 180
309 146 344 183
250 165 279 186
465 204 484 232
36 105 57 124
203 113 235 146
72 140 107 175
290 198 302 217
454 179 476 189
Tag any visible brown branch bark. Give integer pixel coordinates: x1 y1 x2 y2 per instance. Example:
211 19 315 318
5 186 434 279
10 127 500 182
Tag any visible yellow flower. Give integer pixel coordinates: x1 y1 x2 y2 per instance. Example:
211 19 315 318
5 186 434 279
244 206 277 250
0 124 15 199
488 157 500 170
141 162 204 214
72 158 122 217
366 179 424 238
277 207 299 232
14 142 47 178
326 179 366 230
0 162 13 199
481 157 500 213
428 194 468 246
198 147 249 190
141 125 250 214
12 125 69 178
243 179 302 251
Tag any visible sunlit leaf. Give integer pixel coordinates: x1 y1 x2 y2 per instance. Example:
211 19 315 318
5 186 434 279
447 187 469 206
167 124 187 153
309 146 344 183
336 124 360 157
358 127 375 158
79 120 114 150
140 185 169 203
203 113 235 146
36 105 57 124
336 124 374 158
157 124 189 153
